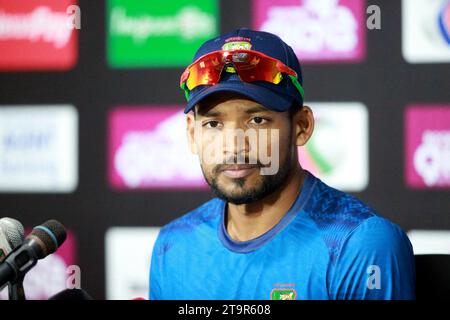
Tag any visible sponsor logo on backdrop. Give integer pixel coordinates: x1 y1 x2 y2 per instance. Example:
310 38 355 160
0 231 76 300
108 107 206 190
105 227 159 300
252 0 366 62
407 230 450 254
402 0 450 63
299 102 368 191
405 105 450 188
107 0 218 67
0 0 78 70
0 105 78 193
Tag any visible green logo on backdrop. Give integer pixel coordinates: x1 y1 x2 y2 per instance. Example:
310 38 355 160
107 0 218 67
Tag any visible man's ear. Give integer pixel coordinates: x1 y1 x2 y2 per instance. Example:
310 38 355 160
186 111 198 154
293 105 314 147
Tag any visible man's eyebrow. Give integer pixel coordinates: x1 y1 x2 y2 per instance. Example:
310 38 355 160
244 106 270 114
197 110 223 117
197 105 269 117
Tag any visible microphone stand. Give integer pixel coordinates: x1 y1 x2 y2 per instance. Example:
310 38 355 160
8 274 26 300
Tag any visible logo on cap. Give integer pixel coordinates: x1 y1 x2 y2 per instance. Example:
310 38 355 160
222 36 252 50
221 37 252 73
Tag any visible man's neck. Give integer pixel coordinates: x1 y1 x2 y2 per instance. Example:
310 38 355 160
226 166 305 242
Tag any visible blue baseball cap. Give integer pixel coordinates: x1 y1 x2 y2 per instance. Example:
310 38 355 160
182 28 304 114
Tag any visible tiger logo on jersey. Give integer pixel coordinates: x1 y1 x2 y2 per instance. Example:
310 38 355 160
270 288 297 300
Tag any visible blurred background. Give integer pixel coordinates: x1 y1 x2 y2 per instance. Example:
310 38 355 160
0 0 449 299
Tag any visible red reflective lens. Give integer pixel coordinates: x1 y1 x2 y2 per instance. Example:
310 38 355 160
180 50 297 91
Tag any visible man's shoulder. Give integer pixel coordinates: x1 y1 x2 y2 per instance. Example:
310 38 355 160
303 174 409 262
304 175 379 230
158 197 223 241
341 214 412 255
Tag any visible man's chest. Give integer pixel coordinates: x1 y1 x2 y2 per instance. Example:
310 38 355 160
163 245 330 300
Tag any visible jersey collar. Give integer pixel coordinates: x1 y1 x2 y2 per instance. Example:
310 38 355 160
217 170 316 253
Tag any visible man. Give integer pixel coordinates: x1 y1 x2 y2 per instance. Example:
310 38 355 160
149 28 415 300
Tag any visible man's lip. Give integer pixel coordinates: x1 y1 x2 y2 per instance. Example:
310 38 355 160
220 164 259 171
220 165 258 178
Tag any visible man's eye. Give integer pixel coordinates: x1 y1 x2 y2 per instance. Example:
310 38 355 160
204 121 221 128
249 117 268 125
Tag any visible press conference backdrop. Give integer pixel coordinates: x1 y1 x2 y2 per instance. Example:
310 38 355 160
0 0 449 300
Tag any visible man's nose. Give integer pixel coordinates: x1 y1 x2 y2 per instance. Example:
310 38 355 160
222 127 252 159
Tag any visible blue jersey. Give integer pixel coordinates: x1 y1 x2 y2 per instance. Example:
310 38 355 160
149 171 415 300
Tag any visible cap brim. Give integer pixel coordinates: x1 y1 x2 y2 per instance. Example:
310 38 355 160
183 81 293 114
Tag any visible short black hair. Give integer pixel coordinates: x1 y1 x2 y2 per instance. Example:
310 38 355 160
288 100 303 119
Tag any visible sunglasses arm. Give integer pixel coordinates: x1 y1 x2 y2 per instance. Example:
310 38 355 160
288 74 305 101
180 81 190 101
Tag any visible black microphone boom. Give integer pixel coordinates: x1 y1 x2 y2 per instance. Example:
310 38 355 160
48 289 93 300
0 219 66 290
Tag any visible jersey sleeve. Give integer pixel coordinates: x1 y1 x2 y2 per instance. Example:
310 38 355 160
149 230 164 300
328 216 416 300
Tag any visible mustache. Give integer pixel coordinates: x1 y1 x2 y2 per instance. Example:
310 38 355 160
212 155 266 175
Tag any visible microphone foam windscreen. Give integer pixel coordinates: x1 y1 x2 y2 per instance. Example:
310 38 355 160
30 219 67 258
42 219 67 247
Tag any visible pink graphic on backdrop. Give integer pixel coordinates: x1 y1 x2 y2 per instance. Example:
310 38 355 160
55 231 76 265
405 105 450 189
252 0 366 63
298 148 320 175
108 106 207 190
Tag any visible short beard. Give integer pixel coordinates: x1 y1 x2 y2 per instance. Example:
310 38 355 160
201 147 294 205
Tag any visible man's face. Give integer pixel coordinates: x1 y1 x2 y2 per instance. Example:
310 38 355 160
187 93 298 205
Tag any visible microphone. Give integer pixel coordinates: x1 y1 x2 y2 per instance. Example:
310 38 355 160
0 219 66 290
0 218 25 263
48 289 93 300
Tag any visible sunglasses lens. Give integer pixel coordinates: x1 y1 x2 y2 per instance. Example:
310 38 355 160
183 50 297 91
233 53 282 84
186 57 223 90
